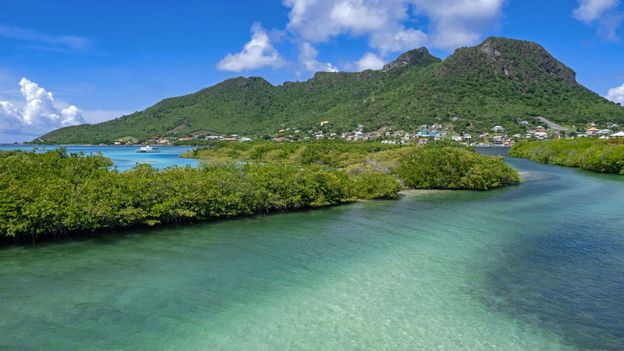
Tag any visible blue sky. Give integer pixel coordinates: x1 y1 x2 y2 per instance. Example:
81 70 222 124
1 0 623 142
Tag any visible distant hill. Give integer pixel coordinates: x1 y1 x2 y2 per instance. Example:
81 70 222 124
37 37 624 144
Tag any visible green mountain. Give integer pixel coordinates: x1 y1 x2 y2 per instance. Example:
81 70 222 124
37 37 624 144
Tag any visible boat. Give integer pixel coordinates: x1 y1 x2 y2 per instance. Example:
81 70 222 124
136 145 160 153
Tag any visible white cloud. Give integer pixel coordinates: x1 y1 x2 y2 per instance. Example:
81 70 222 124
217 0 503 73
369 28 428 55
284 0 427 55
0 101 22 133
411 0 504 50
607 82 624 104
217 23 285 72
281 0 502 71
573 0 623 40
0 78 86 137
0 22 91 51
574 0 620 22
356 52 386 70
283 0 501 52
299 42 338 72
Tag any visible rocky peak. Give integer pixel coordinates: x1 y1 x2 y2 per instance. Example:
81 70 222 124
441 37 577 85
383 48 441 71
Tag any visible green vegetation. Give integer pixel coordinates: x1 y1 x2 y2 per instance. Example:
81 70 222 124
186 140 520 191
37 37 624 144
0 142 519 241
509 138 624 174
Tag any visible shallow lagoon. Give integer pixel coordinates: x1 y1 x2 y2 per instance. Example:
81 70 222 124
0 144 198 171
0 151 622 350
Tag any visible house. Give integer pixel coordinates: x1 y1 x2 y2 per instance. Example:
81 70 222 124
492 126 504 133
611 131 624 139
492 135 504 144
586 127 600 136
431 123 443 130
320 120 330 126
240 137 253 142
535 126 546 133
393 130 405 137
354 131 364 140
535 132 549 140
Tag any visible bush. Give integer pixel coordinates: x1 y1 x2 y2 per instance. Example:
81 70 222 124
396 144 520 190
510 139 624 174
0 142 520 241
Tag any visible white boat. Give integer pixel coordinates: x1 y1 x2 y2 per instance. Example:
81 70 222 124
136 145 160 153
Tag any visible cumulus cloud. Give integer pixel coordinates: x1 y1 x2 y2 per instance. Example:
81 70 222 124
217 0 503 73
284 0 428 55
284 0 502 51
282 0 502 71
607 83 624 104
0 78 86 136
574 0 619 22
573 0 623 40
410 0 504 49
217 23 285 72
356 52 386 70
0 101 22 133
299 42 339 72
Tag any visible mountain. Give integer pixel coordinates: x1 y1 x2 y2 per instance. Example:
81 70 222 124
37 37 624 144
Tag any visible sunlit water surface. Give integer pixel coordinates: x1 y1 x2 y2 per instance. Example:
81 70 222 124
0 144 198 171
0 150 622 350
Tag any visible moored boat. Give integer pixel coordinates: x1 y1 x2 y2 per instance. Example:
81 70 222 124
136 145 160 153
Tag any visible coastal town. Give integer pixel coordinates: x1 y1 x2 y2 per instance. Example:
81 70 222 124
114 116 624 147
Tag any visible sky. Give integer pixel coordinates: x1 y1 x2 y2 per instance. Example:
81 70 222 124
1 0 624 142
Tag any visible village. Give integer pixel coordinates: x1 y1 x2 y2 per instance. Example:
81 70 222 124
114 117 624 147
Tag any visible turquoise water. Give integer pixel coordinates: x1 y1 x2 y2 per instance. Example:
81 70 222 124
0 153 623 350
0 145 198 171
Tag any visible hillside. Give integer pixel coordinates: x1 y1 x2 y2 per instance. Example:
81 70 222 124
37 37 624 144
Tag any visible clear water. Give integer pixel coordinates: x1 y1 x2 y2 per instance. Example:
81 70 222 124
0 145 198 171
0 153 622 350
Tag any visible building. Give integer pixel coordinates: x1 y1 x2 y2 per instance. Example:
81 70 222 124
492 126 504 133
611 131 624 140
586 127 600 136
